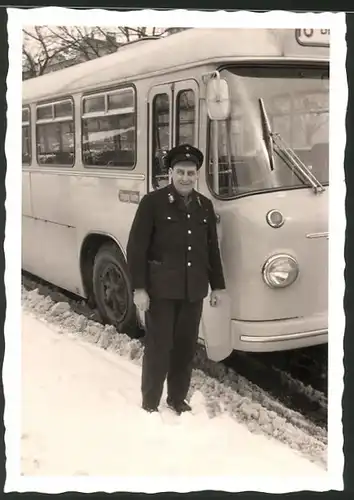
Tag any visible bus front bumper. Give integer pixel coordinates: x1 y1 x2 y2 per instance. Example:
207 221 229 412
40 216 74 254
231 314 328 352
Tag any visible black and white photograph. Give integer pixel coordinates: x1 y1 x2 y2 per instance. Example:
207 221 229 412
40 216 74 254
3 6 347 494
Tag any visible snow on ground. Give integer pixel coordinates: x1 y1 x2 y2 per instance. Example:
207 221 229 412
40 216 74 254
21 310 327 481
21 286 327 471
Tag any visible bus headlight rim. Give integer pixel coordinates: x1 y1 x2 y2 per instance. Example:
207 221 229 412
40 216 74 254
266 209 285 228
262 253 299 288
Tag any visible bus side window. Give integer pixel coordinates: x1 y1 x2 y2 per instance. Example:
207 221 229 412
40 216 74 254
82 87 136 169
152 93 170 190
176 89 195 146
36 99 75 167
22 106 31 166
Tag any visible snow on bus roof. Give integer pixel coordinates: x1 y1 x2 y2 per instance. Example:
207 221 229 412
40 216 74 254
22 28 329 104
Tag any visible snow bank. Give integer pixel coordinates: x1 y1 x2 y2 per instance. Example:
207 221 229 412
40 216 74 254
21 286 327 468
21 311 327 486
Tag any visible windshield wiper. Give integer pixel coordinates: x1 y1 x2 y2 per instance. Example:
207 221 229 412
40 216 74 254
258 98 325 194
259 98 275 171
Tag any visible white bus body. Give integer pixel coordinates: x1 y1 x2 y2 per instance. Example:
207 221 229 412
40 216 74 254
22 28 330 361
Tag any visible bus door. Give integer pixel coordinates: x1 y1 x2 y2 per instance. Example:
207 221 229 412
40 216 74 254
147 79 232 361
148 79 199 192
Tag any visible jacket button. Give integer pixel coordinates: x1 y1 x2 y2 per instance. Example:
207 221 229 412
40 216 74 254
187 214 191 218
187 262 192 267
188 230 192 234
188 246 192 251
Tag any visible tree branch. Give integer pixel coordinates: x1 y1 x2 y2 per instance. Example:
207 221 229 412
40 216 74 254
96 27 120 50
22 47 37 77
23 25 168 79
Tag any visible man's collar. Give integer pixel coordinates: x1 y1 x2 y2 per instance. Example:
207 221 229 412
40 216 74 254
168 182 194 200
167 183 201 210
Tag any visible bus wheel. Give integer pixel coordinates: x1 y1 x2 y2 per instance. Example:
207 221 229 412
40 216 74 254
92 242 137 337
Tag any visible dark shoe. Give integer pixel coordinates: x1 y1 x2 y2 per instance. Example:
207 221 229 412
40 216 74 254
142 402 158 413
167 398 192 415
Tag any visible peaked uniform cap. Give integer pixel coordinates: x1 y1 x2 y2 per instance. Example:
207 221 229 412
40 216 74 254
165 144 204 170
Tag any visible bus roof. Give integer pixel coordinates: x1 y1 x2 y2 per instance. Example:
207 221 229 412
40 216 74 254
22 28 329 104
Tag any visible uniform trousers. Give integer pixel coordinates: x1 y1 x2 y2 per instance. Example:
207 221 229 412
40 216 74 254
141 298 203 408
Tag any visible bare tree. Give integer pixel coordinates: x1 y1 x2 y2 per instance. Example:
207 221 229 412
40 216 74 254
22 26 188 80
22 26 70 78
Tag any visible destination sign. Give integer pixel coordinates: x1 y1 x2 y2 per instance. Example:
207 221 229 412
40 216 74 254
295 29 330 47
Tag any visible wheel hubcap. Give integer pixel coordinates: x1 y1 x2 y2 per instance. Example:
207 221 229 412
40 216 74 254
100 264 128 324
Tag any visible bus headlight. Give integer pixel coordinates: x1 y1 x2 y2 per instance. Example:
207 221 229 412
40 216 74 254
262 254 299 288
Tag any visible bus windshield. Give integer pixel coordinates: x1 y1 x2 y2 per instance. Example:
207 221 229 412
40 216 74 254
207 65 329 199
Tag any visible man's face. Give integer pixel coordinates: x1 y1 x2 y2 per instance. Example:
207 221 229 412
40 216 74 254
170 161 199 194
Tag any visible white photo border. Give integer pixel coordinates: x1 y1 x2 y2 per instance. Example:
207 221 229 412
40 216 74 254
4 6 347 494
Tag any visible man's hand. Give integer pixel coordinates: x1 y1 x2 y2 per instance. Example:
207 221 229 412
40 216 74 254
133 289 150 312
209 289 223 307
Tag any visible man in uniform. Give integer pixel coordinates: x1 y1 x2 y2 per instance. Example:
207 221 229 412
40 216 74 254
126 144 226 415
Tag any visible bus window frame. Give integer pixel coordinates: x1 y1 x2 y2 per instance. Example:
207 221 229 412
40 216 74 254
205 63 329 202
175 88 197 147
151 91 172 190
22 105 32 166
35 95 75 169
149 79 199 191
81 83 137 171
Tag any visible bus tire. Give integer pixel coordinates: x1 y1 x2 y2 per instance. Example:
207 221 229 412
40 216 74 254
92 242 138 338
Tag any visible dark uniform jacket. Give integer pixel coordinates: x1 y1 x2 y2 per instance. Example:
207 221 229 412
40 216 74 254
127 184 226 302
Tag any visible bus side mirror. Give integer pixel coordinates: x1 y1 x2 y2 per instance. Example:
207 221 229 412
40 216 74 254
206 74 231 121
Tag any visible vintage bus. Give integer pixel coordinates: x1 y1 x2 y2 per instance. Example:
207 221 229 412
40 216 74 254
22 28 329 361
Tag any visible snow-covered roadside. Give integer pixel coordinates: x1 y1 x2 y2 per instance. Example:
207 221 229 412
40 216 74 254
21 286 327 469
21 309 327 481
